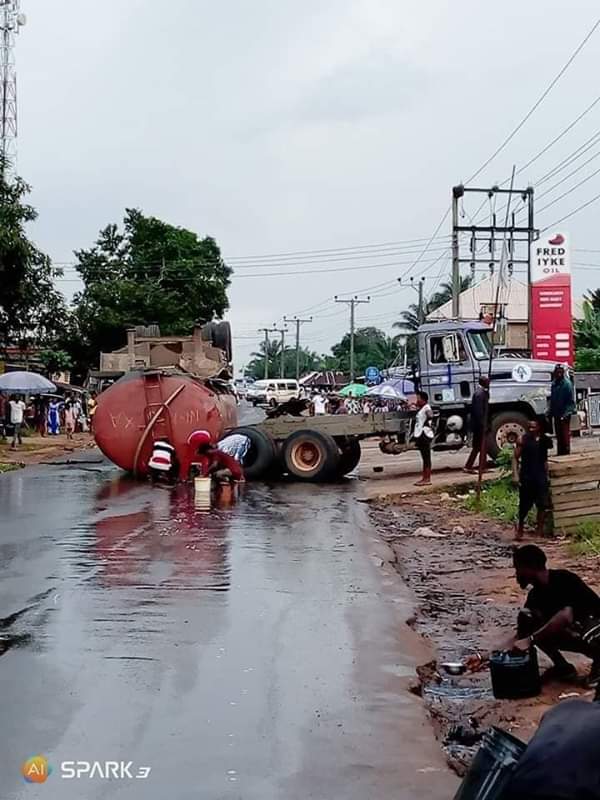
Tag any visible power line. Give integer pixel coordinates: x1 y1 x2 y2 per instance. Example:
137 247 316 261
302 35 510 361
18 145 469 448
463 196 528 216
536 163 600 215
225 235 450 261
541 190 600 230
465 15 600 184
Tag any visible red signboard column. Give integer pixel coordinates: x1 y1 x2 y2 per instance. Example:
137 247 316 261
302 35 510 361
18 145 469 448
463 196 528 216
530 232 573 365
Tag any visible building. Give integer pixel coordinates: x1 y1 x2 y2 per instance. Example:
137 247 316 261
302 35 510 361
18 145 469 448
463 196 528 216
426 277 583 350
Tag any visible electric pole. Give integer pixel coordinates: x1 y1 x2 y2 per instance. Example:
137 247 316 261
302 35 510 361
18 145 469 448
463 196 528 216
452 185 463 319
0 0 24 176
334 296 370 382
258 327 277 379
272 325 288 378
283 316 312 380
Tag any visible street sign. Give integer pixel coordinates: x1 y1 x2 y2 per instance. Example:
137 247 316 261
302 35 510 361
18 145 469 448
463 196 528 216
365 366 381 385
530 231 573 365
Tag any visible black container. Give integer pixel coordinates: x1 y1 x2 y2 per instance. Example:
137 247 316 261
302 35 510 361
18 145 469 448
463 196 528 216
489 648 541 700
453 726 527 800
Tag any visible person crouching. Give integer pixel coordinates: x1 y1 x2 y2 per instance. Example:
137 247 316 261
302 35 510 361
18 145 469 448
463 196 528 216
183 429 244 483
148 439 179 484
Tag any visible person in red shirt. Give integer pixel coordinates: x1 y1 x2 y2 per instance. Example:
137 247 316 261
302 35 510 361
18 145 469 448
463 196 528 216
181 430 244 483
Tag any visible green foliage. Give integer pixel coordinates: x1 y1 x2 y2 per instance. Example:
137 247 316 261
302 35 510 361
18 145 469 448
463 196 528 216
569 520 600 556
38 348 73 376
575 348 600 371
0 158 69 350
394 277 472 333
245 340 321 380
463 476 521 524
70 208 232 371
330 326 399 374
494 445 515 474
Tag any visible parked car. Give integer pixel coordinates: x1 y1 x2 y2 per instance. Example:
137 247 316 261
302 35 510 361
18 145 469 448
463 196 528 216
246 379 300 408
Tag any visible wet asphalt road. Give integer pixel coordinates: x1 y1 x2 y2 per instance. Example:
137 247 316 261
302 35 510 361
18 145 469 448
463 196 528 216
0 411 452 799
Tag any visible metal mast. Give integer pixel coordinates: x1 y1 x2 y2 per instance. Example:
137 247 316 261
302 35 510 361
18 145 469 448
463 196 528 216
0 0 24 175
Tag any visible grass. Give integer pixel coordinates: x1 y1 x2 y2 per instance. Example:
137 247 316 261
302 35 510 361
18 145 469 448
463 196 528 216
462 475 521 524
569 520 600 556
0 462 21 474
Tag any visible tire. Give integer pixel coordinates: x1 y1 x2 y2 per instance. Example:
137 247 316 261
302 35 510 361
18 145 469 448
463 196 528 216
488 410 530 459
282 430 340 481
229 426 277 480
337 438 361 476
213 321 232 362
269 398 278 409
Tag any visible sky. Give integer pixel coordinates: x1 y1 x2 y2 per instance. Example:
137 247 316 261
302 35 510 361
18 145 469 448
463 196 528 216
14 0 600 373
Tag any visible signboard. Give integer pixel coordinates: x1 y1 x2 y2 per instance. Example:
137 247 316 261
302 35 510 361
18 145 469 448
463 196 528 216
530 232 573 365
365 366 381 385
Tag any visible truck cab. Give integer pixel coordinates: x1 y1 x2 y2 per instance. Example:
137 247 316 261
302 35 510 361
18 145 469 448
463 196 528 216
415 321 556 457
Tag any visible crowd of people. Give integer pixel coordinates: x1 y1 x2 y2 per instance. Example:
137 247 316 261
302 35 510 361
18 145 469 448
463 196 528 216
309 389 405 416
0 391 97 449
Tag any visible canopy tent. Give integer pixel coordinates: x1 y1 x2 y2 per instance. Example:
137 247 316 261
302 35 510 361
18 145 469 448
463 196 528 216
339 383 368 398
0 371 56 394
366 378 415 399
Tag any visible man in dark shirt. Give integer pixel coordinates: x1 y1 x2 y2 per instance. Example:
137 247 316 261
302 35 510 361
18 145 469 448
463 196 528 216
464 376 490 473
504 696 600 800
549 364 575 456
515 418 553 538
512 545 600 685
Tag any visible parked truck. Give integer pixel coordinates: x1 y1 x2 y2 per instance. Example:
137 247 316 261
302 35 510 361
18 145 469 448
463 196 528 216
231 320 559 482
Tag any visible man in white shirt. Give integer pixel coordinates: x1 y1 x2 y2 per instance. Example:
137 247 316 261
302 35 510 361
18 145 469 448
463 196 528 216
9 394 26 449
312 392 328 415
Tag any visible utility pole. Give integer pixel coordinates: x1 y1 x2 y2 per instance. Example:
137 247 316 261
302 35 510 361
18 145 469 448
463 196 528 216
334 295 370 382
283 316 312 380
451 182 535 341
451 185 463 319
259 327 277 379
398 277 426 325
0 0 24 176
272 325 288 378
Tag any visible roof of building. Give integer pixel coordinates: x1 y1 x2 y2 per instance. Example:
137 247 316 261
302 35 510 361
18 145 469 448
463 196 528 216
427 276 583 322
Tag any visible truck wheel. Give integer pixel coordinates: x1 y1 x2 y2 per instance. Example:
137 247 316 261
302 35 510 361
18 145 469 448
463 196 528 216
282 430 340 481
338 439 361 476
229 426 277 480
488 411 530 459
213 321 232 362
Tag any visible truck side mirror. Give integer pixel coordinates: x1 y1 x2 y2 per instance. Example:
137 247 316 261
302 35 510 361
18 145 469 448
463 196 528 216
442 334 461 363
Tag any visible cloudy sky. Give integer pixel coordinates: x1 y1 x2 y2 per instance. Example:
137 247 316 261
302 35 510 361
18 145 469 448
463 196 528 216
16 0 600 372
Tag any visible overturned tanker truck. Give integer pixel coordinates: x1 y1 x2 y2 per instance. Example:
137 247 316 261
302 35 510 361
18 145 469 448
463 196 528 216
93 323 238 478
233 321 563 482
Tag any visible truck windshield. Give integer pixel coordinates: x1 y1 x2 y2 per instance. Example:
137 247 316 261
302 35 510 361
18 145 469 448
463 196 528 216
467 330 492 360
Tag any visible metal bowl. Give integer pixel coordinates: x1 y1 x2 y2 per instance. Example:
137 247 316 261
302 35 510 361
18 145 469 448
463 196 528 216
441 661 467 676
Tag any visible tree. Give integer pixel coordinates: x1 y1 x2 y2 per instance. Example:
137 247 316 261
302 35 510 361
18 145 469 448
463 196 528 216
575 300 600 371
38 348 73 377
330 327 399 375
393 276 472 333
0 159 69 352
245 340 321 380
70 208 232 370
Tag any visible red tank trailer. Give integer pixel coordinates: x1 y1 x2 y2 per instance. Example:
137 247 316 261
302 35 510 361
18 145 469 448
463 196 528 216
94 371 238 477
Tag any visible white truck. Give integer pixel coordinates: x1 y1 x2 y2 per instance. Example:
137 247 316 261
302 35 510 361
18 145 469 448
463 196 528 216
230 321 558 482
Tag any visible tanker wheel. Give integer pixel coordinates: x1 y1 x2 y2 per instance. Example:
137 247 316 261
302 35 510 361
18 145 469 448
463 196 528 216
230 426 277 480
337 438 362 477
487 411 530 460
282 430 340 482
213 321 232 362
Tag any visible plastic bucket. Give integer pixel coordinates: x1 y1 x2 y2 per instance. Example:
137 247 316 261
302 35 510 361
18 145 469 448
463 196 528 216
194 476 211 494
453 726 526 800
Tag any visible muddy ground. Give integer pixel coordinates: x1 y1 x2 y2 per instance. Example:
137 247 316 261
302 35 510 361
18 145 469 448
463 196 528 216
0 432 94 469
369 492 600 775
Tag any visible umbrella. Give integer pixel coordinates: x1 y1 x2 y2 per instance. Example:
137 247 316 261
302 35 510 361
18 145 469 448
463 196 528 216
366 377 415 399
0 371 56 394
339 383 368 397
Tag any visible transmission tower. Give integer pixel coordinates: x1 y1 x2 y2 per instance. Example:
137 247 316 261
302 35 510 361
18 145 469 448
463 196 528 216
0 0 25 175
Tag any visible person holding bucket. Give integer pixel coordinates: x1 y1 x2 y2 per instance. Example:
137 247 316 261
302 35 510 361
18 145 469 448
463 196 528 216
182 430 244 483
468 546 600 686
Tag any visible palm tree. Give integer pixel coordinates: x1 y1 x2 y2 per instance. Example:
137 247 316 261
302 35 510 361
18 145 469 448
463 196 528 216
393 276 472 332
